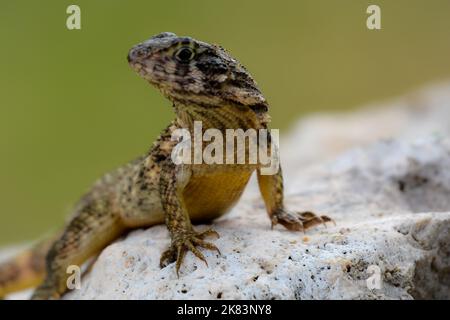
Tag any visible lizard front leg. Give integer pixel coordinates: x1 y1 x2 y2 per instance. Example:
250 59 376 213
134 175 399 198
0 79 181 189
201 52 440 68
257 166 332 231
158 161 220 275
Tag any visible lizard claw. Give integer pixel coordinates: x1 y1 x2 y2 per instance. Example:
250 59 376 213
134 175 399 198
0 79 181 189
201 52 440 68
272 209 334 232
197 228 220 239
159 228 221 276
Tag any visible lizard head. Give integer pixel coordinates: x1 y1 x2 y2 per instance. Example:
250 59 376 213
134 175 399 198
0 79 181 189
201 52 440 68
127 32 267 111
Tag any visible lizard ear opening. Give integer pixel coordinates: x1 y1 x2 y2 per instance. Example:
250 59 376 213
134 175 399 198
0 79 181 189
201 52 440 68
249 103 269 113
219 62 267 106
222 83 267 106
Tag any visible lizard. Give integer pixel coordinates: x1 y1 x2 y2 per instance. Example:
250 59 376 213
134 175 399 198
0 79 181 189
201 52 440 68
0 32 331 300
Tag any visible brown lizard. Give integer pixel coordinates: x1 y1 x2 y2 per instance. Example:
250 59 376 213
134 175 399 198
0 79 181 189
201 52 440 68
0 32 331 299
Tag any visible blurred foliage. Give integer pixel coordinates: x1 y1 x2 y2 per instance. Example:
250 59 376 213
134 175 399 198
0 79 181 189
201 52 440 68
1 0 450 245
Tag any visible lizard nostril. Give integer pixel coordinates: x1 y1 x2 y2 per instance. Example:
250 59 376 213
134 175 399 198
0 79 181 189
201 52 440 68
127 48 137 62
128 46 147 63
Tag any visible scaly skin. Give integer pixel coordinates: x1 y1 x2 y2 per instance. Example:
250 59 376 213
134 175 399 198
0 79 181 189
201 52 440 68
0 32 331 300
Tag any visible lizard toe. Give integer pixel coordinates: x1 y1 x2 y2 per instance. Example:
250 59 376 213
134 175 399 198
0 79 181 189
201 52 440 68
162 228 221 275
273 209 334 232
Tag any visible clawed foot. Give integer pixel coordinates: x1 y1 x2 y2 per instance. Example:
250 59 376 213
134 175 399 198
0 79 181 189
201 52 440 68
160 228 221 276
271 209 334 232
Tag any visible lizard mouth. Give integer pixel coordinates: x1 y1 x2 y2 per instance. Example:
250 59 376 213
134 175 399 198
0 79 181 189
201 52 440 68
128 61 148 79
127 45 157 83
129 61 163 90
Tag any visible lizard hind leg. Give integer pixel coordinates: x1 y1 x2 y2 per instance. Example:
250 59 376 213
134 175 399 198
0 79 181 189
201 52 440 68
31 205 124 300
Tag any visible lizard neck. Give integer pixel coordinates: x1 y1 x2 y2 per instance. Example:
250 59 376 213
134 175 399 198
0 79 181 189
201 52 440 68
173 103 270 132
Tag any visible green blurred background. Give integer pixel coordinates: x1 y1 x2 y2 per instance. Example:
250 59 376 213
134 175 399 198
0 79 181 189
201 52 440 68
1 0 450 245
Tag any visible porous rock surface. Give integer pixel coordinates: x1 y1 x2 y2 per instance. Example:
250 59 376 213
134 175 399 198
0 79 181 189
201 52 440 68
6 82 450 299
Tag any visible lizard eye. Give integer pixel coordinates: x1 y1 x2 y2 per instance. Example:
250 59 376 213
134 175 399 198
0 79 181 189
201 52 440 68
175 47 195 63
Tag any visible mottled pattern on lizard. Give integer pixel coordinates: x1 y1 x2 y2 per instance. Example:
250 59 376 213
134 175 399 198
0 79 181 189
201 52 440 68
0 32 331 299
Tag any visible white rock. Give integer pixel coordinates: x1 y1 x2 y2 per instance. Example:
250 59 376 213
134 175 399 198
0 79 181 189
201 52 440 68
66 83 450 300
281 81 450 175
65 137 450 300
5 82 450 299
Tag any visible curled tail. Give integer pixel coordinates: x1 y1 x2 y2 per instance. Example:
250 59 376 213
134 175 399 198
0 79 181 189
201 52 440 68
0 237 54 298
